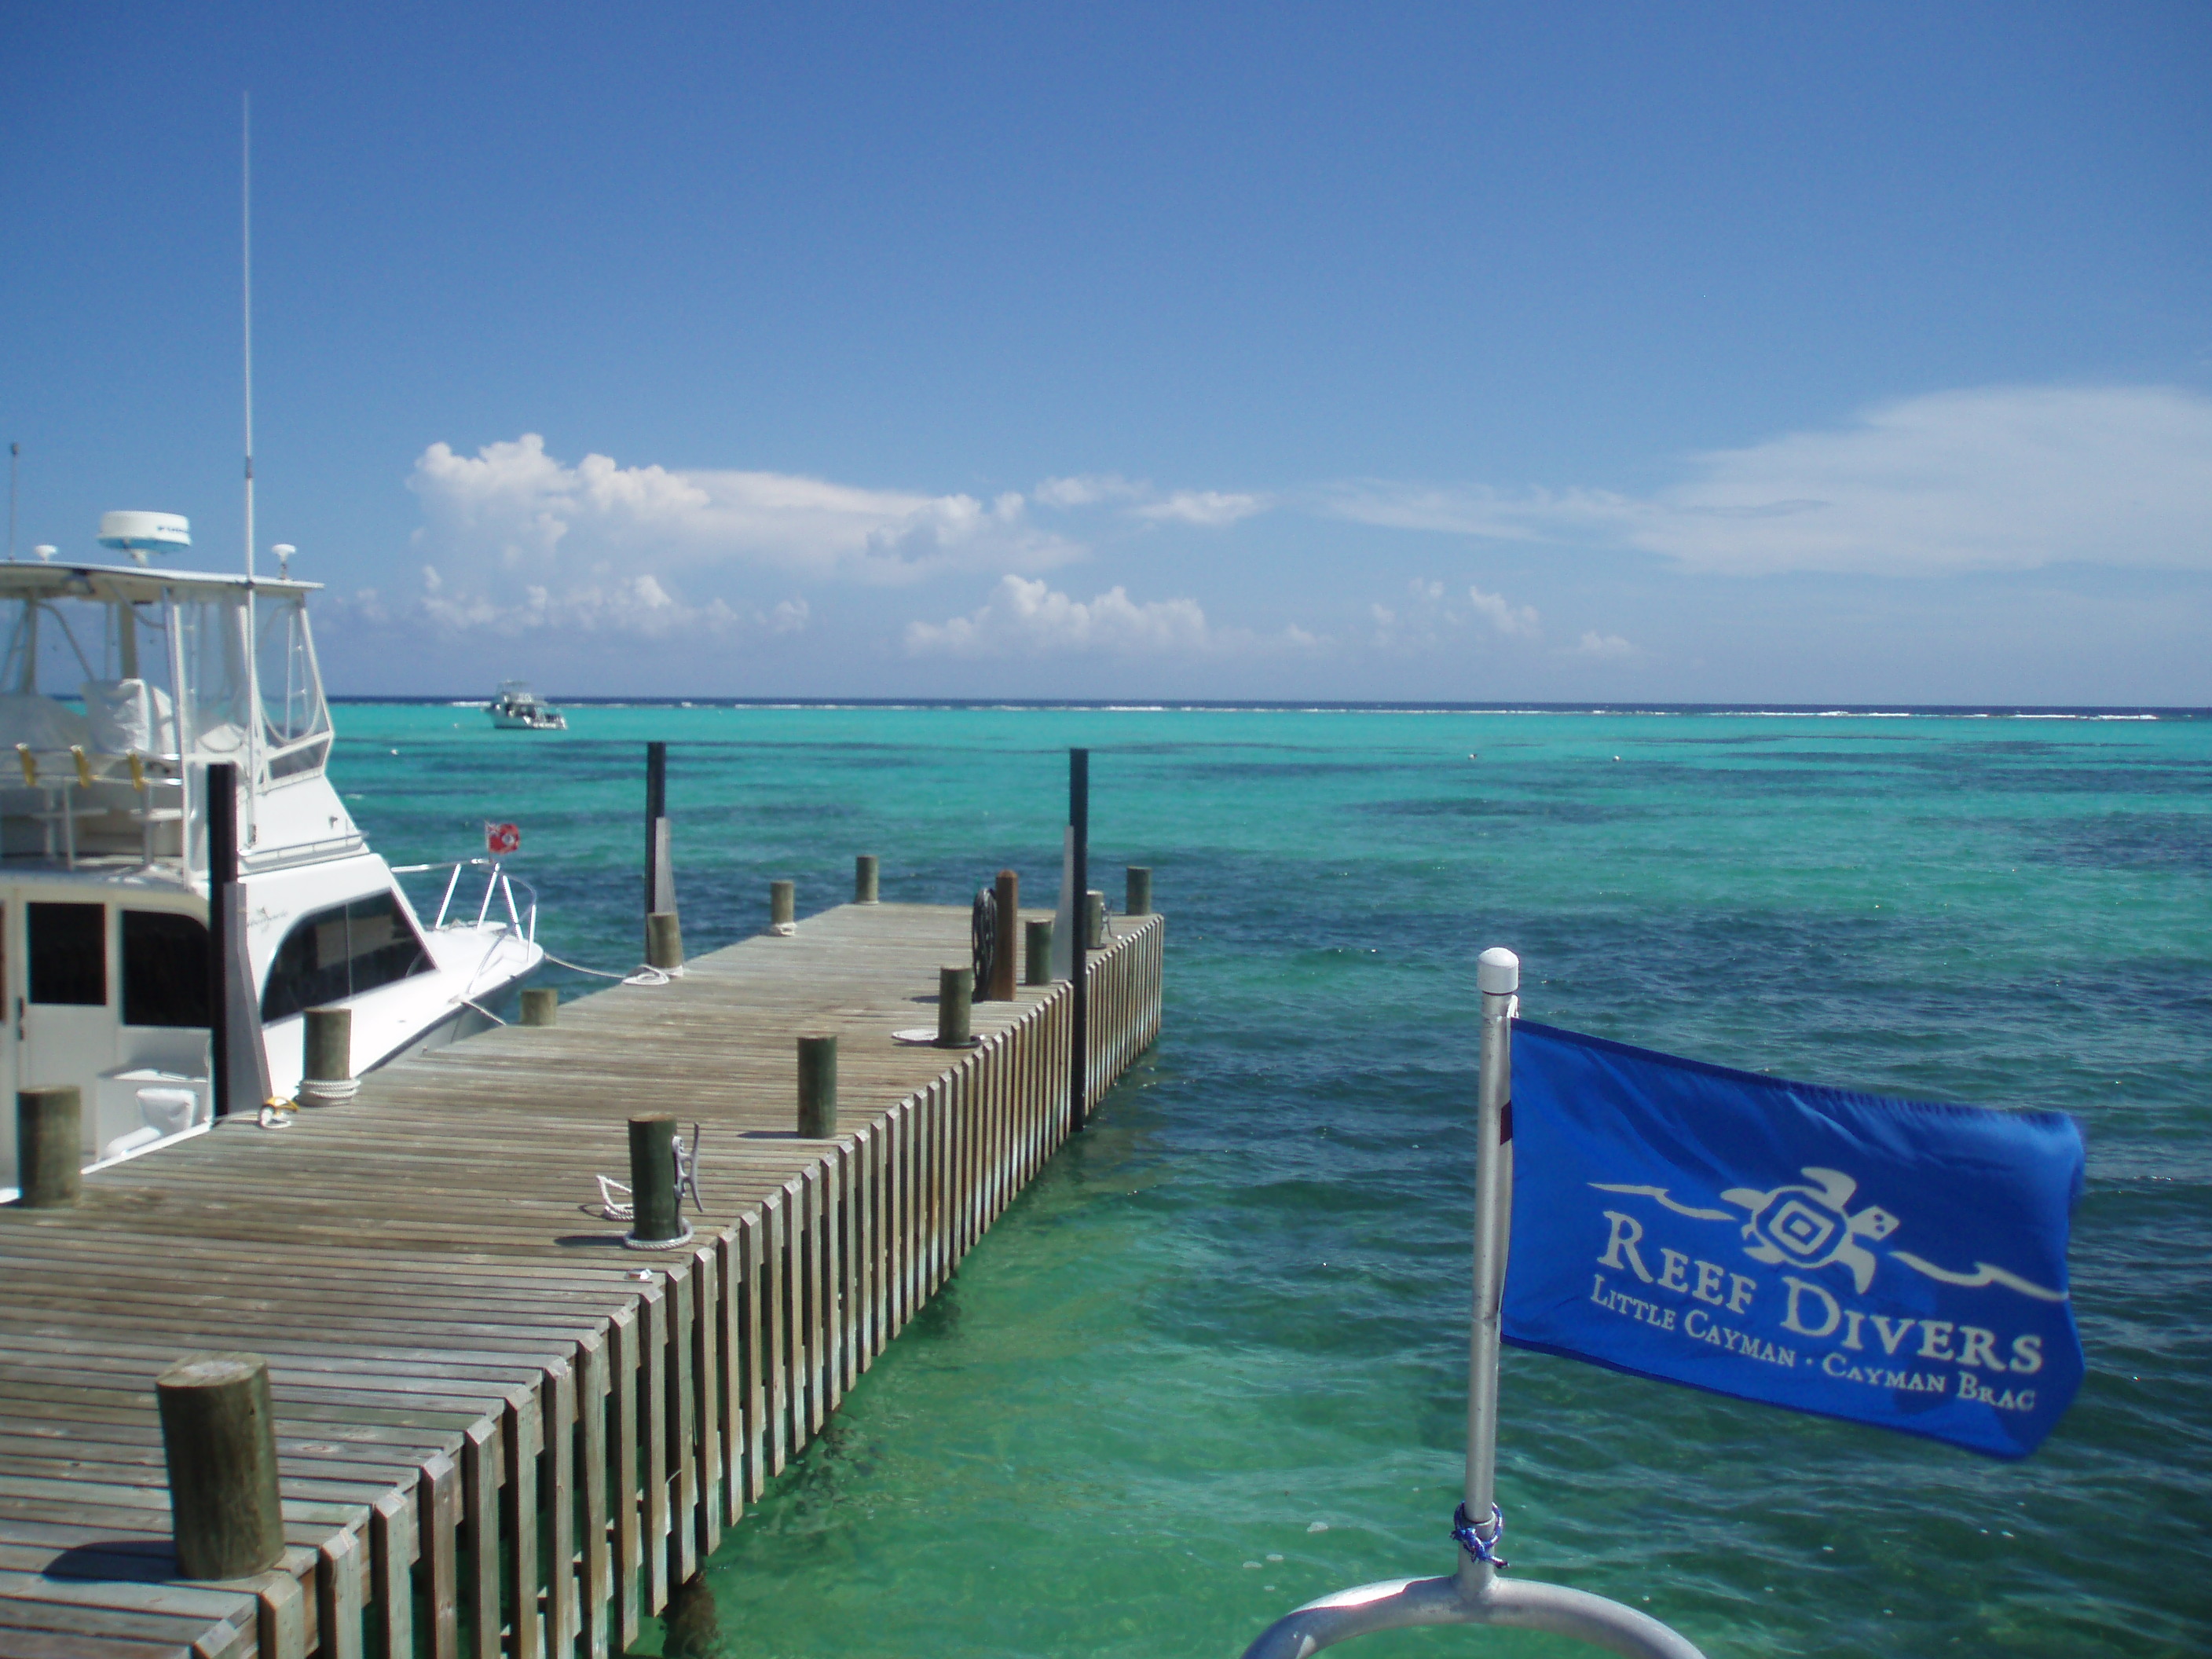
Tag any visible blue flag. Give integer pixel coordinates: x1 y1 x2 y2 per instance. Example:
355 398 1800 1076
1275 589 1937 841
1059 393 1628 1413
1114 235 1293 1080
1502 1020 2085 1459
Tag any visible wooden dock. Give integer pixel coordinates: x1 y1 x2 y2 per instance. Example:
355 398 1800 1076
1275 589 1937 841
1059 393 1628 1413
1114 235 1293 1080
0 901 1165 1659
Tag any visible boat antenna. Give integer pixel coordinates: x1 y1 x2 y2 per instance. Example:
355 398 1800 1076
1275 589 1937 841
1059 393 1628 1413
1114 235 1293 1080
242 91 255 582
7 441 16 562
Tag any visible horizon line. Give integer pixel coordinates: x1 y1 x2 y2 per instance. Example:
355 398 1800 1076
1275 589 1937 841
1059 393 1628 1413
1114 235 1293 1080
328 696 2210 717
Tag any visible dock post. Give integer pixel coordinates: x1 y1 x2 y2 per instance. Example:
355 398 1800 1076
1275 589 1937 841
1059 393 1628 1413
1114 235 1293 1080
519 987 558 1026
769 881 797 937
1086 890 1108 947
204 762 272 1119
987 870 1019 1001
854 855 879 904
1024 919 1053 987
647 912 685 971
156 1352 284 1580
1069 748 1089 1129
936 965 973 1047
797 1035 837 1138
296 1007 356 1107
1126 866 1152 917
14 1086 81 1207
626 1115 688 1247
644 742 677 959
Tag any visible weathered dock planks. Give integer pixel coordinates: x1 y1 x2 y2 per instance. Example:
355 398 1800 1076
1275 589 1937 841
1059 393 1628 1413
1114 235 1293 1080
0 901 1164 1659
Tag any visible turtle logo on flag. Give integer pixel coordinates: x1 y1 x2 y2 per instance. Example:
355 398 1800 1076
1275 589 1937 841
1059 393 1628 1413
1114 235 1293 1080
485 822 521 855
1721 1169 1899 1293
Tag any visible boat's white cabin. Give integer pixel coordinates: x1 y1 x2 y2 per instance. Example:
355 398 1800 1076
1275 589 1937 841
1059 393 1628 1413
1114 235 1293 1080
0 560 536 1192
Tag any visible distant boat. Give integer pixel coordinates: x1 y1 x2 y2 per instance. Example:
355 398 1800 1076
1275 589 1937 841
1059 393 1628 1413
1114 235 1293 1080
489 681 567 731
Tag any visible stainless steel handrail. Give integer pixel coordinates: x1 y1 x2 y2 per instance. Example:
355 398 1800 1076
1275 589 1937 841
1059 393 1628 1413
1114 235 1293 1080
392 856 539 943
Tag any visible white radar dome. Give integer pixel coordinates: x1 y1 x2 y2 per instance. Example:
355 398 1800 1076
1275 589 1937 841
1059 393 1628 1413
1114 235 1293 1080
97 511 192 566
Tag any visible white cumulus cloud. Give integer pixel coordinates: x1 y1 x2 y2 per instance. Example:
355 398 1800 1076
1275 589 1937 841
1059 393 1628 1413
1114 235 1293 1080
1035 473 1147 507
1467 584 1540 637
1033 473 1270 527
1324 384 2212 577
1131 489 1270 526
1574 631 1635 659
407 568 742 639
410 433 1082 592
905 575 1211 657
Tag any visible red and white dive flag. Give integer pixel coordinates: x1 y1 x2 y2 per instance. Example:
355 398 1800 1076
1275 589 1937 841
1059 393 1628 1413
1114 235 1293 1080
485 822 521 855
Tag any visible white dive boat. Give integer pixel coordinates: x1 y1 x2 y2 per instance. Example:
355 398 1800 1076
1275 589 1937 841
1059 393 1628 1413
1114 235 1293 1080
489 680 566 731
0 536 543 1197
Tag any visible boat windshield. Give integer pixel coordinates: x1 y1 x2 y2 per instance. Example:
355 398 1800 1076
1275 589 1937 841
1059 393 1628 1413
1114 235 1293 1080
0 577 330 784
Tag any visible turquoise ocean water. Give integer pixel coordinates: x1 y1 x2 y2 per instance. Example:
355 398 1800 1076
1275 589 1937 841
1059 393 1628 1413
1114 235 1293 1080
336 704 2208 1658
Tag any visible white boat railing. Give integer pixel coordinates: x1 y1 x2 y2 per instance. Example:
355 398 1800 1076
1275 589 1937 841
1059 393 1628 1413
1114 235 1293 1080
390 857 539 943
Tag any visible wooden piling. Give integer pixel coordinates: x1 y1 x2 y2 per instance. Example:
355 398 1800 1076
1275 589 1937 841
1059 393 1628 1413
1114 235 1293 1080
855 855 880 904
648 911 685 971
13 1083 80 1212
988 870 1020 1001
770 881 797 935
298 1007 354 1107
1126 866 1152 916
520 986 559 1026
156 1352 286 1580
797 1035 837 1138
1025 918 1053 986
13 1086 80 1208
937 965 973 1047
1069 748 1090 1132
1086 890 1108 947
628 1115 685 1245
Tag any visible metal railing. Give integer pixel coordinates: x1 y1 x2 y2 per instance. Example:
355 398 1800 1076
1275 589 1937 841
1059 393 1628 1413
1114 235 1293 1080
390 857 539 943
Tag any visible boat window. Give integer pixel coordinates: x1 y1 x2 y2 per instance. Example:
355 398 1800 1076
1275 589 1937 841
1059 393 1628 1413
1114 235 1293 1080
255 593 331 756
122 910 210 1027
268 735 332 780
176 596 254 761
260 890 432 1021
28 902 107 1005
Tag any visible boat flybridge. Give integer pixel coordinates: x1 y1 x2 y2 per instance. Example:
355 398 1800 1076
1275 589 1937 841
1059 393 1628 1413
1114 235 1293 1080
0 529 542 1197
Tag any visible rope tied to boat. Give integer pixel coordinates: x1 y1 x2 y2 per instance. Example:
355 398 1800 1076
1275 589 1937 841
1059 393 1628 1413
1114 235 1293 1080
538 949 677 987
1452 1502 1507 1569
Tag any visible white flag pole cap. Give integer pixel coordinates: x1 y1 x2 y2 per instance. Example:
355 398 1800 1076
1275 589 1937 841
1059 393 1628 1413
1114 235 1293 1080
1477 947 1521 995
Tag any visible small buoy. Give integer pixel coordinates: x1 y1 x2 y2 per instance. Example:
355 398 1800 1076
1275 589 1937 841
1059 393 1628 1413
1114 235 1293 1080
1613 754 1621 761
390 748 400 756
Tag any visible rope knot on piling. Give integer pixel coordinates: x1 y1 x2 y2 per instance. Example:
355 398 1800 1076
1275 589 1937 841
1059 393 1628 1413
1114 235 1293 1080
1452 1502 1507 1569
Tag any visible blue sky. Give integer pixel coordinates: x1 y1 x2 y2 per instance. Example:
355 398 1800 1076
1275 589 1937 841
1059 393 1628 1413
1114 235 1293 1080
4 2 2208 702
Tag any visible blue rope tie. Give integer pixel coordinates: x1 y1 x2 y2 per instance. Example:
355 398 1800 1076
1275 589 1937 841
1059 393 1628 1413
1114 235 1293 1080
1452 1502 1507 1569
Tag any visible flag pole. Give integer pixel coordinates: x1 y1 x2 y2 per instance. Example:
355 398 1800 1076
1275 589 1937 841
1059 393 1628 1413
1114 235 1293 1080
1237 947 1705 1659
1458 946 1519 1588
